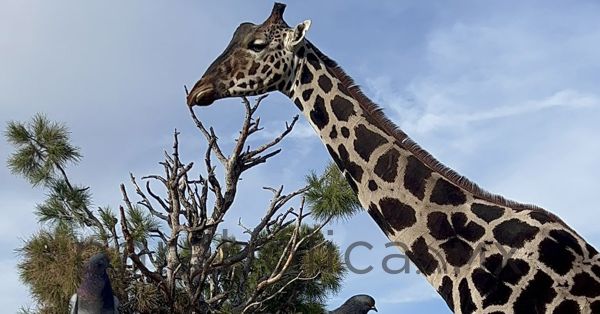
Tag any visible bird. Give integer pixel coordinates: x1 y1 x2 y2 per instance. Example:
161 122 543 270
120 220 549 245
330 294 377 314
69 253 119 314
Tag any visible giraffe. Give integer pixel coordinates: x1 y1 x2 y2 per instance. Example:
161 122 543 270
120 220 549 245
187 3 600 313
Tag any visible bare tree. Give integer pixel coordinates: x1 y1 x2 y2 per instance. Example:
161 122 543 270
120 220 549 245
8 96 352 313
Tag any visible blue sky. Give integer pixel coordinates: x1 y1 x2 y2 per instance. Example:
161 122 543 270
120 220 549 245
1 1 600 312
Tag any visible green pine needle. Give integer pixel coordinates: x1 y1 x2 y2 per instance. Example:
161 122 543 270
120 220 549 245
305 163 361 221
5 114 81 186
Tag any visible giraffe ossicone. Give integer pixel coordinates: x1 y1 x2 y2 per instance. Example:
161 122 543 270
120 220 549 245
187 3 600 313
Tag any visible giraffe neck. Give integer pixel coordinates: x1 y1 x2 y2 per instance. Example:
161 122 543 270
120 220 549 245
286 42 483 282
284 43 600 313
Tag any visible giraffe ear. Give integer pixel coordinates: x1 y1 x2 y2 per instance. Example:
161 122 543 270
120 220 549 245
287 20 311 49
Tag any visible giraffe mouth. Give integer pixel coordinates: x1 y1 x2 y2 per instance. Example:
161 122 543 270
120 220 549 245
187 84 216 107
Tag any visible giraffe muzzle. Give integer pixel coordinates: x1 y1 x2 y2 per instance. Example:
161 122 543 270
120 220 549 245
187 83 217 107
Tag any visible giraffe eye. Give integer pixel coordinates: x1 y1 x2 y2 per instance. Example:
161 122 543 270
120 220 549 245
248 40 268 52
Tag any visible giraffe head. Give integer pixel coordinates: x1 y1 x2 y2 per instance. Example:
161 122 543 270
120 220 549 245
187 3 310 106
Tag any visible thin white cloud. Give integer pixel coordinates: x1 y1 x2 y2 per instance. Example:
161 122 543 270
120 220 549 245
365 13 600 136
368 81 600 134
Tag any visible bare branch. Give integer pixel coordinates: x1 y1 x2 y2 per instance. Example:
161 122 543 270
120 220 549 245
244 271 321 313
118 205 166 291
230 97 255 162
188 107 227 165
242 149 282 171
130 173 168 221
141 174 168 186
145 180 171 213
246 115 299 159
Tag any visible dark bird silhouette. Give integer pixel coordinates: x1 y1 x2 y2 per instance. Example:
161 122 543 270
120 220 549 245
330 294 377 314
69 253 119 314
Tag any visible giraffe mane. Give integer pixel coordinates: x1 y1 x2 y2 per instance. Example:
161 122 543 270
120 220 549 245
306 41 547 213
